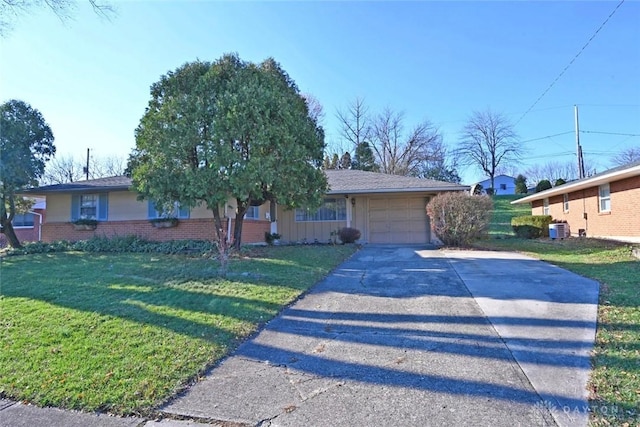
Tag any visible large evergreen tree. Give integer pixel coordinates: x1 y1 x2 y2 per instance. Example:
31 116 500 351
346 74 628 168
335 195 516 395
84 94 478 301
129 54 327 249
0 100 55 248
351 141 379 172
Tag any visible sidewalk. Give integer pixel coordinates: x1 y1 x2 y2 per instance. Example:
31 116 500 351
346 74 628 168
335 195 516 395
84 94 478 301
0 246 599 427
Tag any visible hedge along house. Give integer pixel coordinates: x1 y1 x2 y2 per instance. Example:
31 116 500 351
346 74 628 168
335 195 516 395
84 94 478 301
23 176 272 244
276 170 469 245
511 160 640 243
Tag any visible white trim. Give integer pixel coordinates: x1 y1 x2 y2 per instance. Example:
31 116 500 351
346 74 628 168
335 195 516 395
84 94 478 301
29 210 43 241
598 183 611 213
512 163 640 204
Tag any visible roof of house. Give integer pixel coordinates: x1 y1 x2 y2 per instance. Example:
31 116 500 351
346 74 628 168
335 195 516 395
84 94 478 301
512 160 640 205
24 176 132 194
25 170 469 196
476 174 515 183
325 170 469 194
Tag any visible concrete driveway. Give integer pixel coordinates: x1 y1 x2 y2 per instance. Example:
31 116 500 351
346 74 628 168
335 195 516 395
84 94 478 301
162 245 599 427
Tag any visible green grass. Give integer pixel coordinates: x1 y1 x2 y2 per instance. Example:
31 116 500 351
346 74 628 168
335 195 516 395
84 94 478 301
475 237 639 425
0 245 357 416
489 195 530 236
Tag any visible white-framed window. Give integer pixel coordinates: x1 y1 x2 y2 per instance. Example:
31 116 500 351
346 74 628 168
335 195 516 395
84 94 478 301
563 194 569 213
71 194 108 221
80 194 98 219
13 213 35 228
148 201 190 219
599 184 611 212
244 206 260 220
543 198 549 215
295 198 347 222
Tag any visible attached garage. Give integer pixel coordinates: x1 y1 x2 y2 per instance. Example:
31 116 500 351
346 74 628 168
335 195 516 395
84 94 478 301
276 170 469 245
369 196 430 244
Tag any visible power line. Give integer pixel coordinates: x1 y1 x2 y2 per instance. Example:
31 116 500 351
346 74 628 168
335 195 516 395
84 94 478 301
519 131 574 144
578 104 640 108
580 130 640 137
514 0 626 126
520 151 575 161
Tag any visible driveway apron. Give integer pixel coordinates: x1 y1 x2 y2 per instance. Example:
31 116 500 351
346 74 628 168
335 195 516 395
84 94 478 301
162 246 599 427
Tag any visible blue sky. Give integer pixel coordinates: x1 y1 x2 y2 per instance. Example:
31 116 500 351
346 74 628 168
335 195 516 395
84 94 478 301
1 1 639 184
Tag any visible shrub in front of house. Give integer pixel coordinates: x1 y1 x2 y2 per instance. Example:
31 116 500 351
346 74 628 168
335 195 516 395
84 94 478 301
511 215 553 238
427 192 493 247
3 236 218 256
338 227 361 244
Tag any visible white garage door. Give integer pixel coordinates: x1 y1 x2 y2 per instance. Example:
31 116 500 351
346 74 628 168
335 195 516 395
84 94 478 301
369 197 430 244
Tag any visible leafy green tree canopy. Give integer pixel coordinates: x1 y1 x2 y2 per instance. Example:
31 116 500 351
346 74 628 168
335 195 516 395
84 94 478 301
535 179 552 193
1 99 55 248
128 54 327 248
515 174 528 194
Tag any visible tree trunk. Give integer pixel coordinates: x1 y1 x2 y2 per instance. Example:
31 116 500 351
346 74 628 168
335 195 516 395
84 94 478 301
233 199 248 250
211 208 225 243
1 221 22 248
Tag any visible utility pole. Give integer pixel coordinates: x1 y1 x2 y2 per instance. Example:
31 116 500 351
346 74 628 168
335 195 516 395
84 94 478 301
83 148 90 180
574 105 585 179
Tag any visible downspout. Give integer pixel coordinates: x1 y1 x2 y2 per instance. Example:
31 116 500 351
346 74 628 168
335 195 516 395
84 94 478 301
29 211 43 241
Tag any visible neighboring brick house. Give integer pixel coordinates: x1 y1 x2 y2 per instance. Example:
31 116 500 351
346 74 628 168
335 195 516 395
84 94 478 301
512 161 640 243
0 199 45 248
23 171 468 245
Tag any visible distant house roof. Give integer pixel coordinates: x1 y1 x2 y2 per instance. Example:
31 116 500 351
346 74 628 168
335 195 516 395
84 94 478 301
24 170 468 196
477 174 515 183
325 170 469 194
512 161 640 205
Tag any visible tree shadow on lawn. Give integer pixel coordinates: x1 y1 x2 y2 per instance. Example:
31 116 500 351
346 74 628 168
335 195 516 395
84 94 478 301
1 252 302 343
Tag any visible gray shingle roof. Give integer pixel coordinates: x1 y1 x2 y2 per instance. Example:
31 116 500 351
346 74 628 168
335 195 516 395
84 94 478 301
24 176 132 193
25 170 468 195
325 169 469 194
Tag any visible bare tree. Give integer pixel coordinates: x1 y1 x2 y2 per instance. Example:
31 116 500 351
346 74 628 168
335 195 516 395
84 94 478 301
302 93 325 124
611 146 640 167
371 108 442 176
41 154 85 184
336 97 371 149
41 153 126 185
525 161 576 185
1 0 114 36
457 109 521 191
90 154 126 177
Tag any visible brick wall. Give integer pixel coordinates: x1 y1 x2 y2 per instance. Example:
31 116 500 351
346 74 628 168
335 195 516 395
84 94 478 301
0 208 45 248
530 175 640 241
42 218 271 244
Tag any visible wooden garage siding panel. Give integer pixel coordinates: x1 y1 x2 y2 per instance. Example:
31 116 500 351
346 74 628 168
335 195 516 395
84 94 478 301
368 196 429 244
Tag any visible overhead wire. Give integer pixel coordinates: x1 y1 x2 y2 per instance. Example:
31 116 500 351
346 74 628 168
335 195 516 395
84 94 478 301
580 130 640 137
514 0 626 126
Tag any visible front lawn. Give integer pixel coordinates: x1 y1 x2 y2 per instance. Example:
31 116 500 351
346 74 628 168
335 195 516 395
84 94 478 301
0 245 356 415
475 237 639 425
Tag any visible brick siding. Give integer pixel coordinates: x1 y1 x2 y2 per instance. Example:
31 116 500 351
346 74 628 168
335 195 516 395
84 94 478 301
0 208 45 248
42 218 271 244
530 175 640 240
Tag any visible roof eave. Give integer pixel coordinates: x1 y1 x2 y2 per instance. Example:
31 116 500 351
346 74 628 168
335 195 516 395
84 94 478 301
327 186 469 195
512 165 640 204
21 185 132 195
